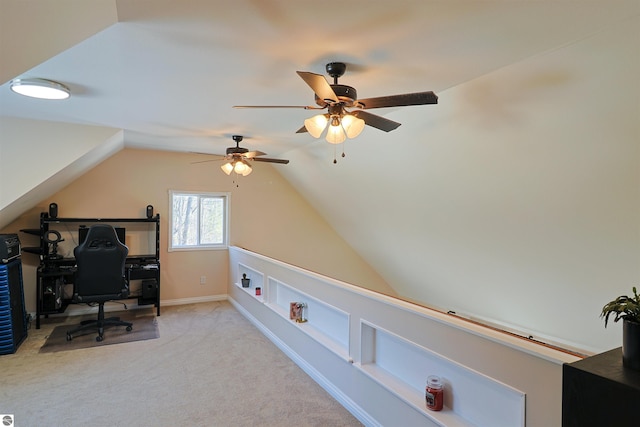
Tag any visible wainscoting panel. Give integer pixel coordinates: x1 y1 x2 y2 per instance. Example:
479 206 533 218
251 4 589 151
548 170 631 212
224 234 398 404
228 246 578 427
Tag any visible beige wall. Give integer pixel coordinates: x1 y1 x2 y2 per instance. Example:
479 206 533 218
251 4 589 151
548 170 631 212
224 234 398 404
2 148 395 313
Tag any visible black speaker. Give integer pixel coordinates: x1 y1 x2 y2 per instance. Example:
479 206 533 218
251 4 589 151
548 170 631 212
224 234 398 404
41 277 63 311
49 202 58 218
146 205 154 218
142 279 158 300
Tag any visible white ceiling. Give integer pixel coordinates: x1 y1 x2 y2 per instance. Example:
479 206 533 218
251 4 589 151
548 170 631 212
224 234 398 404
1 0 632 156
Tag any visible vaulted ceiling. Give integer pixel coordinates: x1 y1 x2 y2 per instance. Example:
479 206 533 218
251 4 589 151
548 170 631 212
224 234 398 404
1 0 631 155
1 0 638 353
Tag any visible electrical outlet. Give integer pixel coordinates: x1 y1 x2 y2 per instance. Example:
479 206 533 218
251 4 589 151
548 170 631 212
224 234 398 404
200 276 206 285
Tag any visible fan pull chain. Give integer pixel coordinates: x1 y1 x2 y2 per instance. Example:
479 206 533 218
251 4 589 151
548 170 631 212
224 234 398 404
331 143 347 164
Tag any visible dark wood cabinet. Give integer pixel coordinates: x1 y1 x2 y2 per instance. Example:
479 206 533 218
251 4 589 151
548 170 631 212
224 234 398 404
562 347 640 426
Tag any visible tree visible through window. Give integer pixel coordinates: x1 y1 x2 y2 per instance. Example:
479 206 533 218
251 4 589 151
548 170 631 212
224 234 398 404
170 191 229 250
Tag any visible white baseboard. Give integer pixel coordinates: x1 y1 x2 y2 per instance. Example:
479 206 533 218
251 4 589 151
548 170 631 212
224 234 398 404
31 294 229 319
160 294 228 307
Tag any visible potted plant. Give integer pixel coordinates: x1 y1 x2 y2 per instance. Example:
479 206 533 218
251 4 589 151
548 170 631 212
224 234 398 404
241 273 251 288
601 286 640 371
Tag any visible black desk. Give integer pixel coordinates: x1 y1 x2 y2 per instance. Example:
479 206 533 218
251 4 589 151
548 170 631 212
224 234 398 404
562 347 640 426
22 212 162 329
35 257 160 329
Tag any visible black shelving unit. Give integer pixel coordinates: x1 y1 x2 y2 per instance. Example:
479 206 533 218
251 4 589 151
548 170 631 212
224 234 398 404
21 212 161 328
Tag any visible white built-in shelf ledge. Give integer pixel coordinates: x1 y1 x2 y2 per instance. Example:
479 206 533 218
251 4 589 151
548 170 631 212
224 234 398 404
356 363 474 427
265 277 351 362
234 281 265 303
264 301 350 361
360 321 525 427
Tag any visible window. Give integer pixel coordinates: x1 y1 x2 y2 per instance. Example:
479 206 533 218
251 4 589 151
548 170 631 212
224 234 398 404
169 191 229 251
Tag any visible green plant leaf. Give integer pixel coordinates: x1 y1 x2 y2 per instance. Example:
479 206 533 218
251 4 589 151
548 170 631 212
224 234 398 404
601 286 640 328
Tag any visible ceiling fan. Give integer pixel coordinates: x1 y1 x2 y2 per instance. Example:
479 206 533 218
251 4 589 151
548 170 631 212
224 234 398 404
234 62 438 144
193 135 289 176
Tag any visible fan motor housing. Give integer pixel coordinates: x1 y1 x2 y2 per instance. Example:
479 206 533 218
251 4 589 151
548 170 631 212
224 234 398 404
226 146 248 155
314 84 357 107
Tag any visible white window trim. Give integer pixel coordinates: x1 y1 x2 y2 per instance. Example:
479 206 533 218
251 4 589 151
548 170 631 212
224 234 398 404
168 190 230 252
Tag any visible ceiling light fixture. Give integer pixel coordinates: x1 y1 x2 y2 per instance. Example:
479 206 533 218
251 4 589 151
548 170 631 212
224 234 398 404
304 105 365 145
221 159 252 176
9 78 70 100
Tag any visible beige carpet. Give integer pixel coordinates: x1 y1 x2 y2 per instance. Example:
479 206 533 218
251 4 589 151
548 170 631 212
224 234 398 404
0 300 363 427
39 309 159 353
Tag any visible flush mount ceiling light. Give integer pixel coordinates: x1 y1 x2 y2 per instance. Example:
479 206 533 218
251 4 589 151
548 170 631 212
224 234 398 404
9 78 70 100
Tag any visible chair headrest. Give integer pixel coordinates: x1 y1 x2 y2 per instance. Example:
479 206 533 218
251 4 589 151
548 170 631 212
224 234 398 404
81 225 125 249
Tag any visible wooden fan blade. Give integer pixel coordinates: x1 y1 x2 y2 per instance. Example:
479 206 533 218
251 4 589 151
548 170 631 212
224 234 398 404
190 151 228 164
191 158 225 164
357 91 438 109
253 157 290 164
233 105 319 109
244 150 267 158
296 71 339 103
353 110 401 132
190 151 222 156
296 125 308 134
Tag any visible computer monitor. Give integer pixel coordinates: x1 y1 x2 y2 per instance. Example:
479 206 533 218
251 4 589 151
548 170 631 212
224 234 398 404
78 226 126 245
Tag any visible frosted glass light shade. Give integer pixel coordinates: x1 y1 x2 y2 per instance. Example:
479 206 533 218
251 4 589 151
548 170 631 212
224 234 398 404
234 161 248 174
234 161 252 176
10 78 70 100
342 114 365 138
326 123 346 144
221 162 234 175
304 114 328 138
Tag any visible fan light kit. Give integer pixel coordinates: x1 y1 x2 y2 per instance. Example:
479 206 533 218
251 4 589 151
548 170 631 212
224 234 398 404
235 62 438 151
221 158 253 176
304 104 366 144
9 78 70 100
193 135 289 177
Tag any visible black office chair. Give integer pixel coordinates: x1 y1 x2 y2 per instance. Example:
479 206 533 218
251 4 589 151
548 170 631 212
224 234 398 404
66 224 133 342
